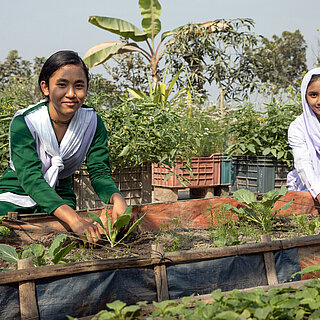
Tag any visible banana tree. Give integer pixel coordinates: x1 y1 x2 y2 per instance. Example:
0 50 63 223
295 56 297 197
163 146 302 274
83 0 230 91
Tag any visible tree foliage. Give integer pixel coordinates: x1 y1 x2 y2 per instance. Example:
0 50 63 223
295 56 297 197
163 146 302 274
252 30 307 94
165 18 259 105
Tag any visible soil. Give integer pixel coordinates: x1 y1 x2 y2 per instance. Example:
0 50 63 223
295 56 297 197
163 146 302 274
0 214 319 270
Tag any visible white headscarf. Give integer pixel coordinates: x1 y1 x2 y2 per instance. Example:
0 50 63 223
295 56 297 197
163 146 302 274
300 67 320 174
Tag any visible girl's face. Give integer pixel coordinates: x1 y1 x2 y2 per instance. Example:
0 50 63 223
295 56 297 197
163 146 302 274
306 78 320 120
40 64 88 120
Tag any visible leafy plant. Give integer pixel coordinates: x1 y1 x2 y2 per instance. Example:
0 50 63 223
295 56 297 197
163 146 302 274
0 234 76 268
69 279 320 320
223 186 293 234
127 66 191 107
0 217 10 241
292 215 320 236
158 216 192 252
225 101 301 164
88 206 145 248
99 98 200 170
291 266 320 280
205 205 258 247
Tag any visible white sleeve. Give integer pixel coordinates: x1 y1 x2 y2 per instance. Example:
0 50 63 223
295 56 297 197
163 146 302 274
288 118 320 198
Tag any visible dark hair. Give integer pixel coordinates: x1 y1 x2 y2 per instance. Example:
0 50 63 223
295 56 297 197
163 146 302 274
38 50 89 94
308 74 320 88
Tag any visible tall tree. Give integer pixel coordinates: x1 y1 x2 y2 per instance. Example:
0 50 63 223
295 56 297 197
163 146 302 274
165 18 259 106
252 30 307 94
83 0 232 94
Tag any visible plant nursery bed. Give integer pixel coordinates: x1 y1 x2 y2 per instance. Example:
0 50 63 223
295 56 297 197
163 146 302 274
1 191 320 319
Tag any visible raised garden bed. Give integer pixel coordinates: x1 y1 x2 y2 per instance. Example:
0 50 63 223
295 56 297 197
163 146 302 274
1 191 320 319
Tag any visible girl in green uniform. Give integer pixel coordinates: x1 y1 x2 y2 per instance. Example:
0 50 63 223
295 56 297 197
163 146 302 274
0 50 127 243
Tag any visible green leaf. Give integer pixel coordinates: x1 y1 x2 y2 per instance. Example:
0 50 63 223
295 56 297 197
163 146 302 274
277 298 300 309
119 144 130 157
310 310 320 320
89 16 147 41
277 200 293 212
247 144 255 153
51 242 76 264
254 306 272 319
87 210 105 231
128 88 148 100
222 204 245 215
271 149 277 157
106 300 127 313
48 234 68 260
233 189 256 206
262 147 271 156
139 0 162 38
0 244 19 263
277 150 284 159
291 265 320 279
165 66 184 98
114 213 146 246
83 42 140 68
214 311 239 319
113 206 133 232
161 25 185 41
23 244 46 266
122 305 141 314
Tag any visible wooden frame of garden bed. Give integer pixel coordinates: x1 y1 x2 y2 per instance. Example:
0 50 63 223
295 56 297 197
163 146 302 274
1 234 320 319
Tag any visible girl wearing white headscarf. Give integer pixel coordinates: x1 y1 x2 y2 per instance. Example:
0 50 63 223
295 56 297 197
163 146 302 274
287 67 320 201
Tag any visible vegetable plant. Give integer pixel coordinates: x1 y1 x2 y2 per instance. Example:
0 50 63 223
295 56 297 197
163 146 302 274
68 279 320 320
88 206 145 248
205 205 259 247
225 101 301 164
291 215 320 236
223 186 293 234
0 234 76 268
0 217 10 241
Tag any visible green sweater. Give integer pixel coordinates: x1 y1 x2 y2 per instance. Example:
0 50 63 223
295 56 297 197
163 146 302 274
0 107 120 213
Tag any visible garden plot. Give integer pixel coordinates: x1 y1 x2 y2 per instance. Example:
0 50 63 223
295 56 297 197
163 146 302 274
1 191 320 319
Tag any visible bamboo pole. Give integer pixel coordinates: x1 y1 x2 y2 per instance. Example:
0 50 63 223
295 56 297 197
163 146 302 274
18 257 39 320
151 243 169 301
1 234 320 286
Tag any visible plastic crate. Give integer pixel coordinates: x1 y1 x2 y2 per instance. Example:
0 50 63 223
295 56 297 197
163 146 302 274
73 163 152 209
231 156 290 194
220 154 232 185
152 154 221 188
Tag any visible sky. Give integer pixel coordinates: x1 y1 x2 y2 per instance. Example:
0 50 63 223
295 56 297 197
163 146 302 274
0 0 319 78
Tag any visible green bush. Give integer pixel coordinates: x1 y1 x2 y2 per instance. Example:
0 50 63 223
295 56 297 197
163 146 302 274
99 99 200 170
225 100 302 164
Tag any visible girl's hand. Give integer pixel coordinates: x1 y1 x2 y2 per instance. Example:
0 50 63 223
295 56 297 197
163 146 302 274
53 204 101 244
110 193 128 223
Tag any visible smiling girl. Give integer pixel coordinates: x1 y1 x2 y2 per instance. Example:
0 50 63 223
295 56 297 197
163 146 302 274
287 68 320 201
0 50 127 243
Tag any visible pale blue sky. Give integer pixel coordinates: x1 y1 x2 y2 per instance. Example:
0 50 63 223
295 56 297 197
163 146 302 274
1 0 319 66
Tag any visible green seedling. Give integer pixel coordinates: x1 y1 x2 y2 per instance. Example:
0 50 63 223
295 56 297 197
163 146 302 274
0 217 10 240
0 234 76 268
88 206 146 248
223 186 293 234
292 215 320 236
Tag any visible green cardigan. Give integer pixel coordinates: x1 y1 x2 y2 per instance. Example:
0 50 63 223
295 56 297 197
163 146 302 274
0 106 120 214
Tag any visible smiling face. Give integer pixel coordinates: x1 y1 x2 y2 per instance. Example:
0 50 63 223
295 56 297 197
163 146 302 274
306 78 320 120
40 64 88 121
